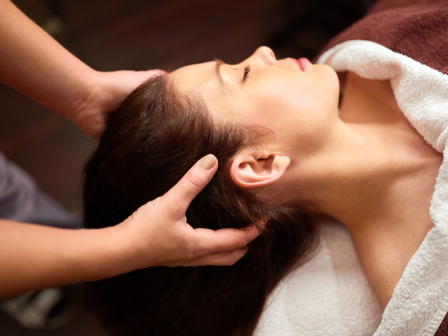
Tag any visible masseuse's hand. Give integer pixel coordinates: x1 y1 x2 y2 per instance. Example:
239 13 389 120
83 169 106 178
0 155 259 299
69 69 166 139
117 154 260 268
0 0 166 140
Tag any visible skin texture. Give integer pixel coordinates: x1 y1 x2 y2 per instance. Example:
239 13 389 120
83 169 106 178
0 0 439 309
169 47 442 307
171 47 340 172
83 59 320 336
0 0 260 300
0 0 165 139
338 73 440 308
0 156 260 300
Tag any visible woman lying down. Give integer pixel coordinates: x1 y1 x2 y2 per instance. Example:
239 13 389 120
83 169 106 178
83 39 448 335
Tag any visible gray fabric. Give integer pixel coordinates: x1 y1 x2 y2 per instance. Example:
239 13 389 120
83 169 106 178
0 152 81 229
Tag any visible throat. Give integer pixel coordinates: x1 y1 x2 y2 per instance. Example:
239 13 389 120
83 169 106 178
332 71 442 308
329 124 440 309
339 71 409 127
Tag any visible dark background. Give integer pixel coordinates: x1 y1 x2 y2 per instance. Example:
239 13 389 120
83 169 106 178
0 0 375 334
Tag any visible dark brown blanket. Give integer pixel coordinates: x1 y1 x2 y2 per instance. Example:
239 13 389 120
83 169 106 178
316 0 448 75
316 1 448 335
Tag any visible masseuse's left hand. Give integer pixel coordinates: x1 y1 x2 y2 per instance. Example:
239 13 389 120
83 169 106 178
0 0 165 140
115 154 261 269
68 69 166 139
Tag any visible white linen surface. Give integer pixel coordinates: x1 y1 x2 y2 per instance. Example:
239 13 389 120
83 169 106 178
254 40 448 336
254 220 383 336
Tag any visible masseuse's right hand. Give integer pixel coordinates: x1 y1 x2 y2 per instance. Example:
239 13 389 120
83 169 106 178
116 154 260 268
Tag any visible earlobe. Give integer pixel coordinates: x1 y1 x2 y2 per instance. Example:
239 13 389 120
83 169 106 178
230 152 290 189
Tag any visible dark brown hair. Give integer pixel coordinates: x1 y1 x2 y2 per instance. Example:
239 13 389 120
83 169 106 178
83 75 318 336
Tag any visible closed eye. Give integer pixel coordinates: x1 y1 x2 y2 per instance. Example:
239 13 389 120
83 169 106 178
243 65 250 82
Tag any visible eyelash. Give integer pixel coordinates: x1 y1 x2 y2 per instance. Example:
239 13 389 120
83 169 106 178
243 65 250 81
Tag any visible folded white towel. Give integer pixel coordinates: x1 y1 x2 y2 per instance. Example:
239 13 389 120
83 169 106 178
254 40 448 336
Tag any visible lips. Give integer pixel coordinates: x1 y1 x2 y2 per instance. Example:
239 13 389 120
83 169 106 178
297 58 308 71
290 57 309 71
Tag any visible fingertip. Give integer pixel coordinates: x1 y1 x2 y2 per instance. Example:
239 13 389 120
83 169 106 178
202 248 248 266
164 155 217 215
244 225 261 240
145 69 167 79
199 154 217 171
154 69 168 76
228 248 249 265
237 247 249 257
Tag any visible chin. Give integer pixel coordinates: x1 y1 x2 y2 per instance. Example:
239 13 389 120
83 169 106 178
320 64 340 104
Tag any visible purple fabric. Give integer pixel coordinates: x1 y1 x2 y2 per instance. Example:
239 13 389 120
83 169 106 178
0 152 80 228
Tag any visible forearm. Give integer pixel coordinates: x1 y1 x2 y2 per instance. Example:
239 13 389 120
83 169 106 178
0 0 96 119
0 219 129 300
0 156 260 300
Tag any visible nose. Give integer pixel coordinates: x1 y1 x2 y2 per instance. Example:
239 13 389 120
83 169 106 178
253 46 276 66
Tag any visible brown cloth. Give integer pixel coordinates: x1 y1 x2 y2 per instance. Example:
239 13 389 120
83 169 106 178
316 1 448 335
437 317 448 336
316 0 448 75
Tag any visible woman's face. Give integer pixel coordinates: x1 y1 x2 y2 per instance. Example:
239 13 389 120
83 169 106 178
169 46 340 157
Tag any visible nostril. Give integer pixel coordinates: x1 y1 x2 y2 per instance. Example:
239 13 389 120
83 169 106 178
256 46 276 65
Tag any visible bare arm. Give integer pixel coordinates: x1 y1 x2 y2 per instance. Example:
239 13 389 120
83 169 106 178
0 156 260 300
0 0 163 138
0 220 119 299
0 1 259 300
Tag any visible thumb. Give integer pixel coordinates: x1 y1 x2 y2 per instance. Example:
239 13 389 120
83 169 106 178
163 154 218 217
136 69 167 83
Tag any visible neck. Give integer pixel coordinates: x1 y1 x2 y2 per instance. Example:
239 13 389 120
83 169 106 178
289 73 440 230
288 120 435 228
285 113 440 308
282 73 441 308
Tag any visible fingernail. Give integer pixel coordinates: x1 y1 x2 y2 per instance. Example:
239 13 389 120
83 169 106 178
199 154 217 171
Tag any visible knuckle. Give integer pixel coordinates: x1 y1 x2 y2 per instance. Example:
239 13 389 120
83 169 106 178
152 196 163 207
239 237 248 248
163 190 180 209
234 234 248 249
181 234 198 260
135 197 163 220
184 170 205 190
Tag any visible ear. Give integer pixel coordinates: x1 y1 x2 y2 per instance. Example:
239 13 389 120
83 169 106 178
230 151 290 189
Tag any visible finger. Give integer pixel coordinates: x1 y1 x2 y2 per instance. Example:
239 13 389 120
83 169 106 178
163 154 218 216
138 69 167 82
186 248 248 266
193 225 260 255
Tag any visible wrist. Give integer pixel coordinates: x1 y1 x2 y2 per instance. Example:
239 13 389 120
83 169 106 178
63 69 101 122
107 220 154 273
70 225 137 282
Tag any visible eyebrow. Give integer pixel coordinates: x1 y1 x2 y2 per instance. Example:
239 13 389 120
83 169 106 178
215 58 224 84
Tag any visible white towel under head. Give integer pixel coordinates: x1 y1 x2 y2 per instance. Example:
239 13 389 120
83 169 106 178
254 219 383 336
254 40 448 336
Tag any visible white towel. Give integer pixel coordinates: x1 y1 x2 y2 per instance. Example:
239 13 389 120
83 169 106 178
254 219 383 336
254 40 448 336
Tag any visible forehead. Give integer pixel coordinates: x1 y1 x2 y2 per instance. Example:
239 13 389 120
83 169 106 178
168 61 238 121
169 61 218 95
